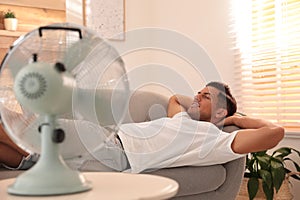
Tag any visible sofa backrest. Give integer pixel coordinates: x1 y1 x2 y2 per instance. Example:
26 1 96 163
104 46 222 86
123 90 169 123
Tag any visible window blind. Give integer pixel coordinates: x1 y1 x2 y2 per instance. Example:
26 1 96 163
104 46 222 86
231 0 300 132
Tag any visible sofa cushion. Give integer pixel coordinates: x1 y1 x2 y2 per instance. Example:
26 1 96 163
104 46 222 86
145 164 226 197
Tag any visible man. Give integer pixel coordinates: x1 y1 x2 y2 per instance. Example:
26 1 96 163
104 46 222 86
116 81 284 172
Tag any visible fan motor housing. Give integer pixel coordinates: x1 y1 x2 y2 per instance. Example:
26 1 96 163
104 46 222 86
14 62 75 115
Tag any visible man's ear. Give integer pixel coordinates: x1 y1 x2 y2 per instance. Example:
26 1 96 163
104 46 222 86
215 108 227 119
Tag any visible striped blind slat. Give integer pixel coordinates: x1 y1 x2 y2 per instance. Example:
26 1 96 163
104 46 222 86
231 0 300 132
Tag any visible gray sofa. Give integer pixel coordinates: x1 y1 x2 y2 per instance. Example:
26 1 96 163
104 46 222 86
0 90 245 199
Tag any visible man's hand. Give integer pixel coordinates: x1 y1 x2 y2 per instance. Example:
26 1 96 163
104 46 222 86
218 114 280 129
215 113 240 128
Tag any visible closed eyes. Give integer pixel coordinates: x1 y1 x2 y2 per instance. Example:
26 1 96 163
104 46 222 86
197 91 211 100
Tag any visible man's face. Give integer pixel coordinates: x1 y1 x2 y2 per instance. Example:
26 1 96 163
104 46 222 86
187 86 220 122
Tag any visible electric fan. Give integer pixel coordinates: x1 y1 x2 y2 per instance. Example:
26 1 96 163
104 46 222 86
0 23 130 195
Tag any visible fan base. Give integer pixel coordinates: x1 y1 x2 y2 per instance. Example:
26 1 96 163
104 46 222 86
7 115 92 196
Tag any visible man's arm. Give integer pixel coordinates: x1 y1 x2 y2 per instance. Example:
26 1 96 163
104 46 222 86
222 116 285 154
167 95 193 117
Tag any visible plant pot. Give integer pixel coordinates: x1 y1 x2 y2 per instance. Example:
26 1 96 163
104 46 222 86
4 18 18 31
236 178 293 200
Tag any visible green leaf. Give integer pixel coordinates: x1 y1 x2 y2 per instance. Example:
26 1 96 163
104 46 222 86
284 158 300 172
244 171 259 178
291 148 300 158
262 181 274 200
283 158 300 181
270 160 285 192
3 10 16 18
292 160 300 172
272 155 283 163
290 174 300 180
244 172 251 178
247 177 259 200
273 147 291 158
246 158 256 173
285 168 292 174
257 155 271 170
259 170 272 189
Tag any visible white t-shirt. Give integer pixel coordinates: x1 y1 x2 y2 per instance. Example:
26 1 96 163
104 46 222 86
118 112 245 173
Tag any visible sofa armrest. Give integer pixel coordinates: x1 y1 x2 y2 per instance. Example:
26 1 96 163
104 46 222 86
220 157 246 196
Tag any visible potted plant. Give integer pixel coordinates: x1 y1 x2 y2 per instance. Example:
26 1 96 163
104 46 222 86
3 9 18 31
241 147 300 200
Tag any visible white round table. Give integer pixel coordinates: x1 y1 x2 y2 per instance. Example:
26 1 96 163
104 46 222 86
0 172 179 200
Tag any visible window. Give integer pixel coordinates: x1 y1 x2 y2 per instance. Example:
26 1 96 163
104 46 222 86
231 0 300 132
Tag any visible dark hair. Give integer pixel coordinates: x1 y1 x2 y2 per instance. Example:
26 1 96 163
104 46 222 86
206 81 237 117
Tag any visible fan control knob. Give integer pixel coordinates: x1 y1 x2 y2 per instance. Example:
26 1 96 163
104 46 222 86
52 128 65 143
54 62 66 72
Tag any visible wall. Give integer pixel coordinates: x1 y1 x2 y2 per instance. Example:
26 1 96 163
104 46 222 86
124 0 235 94
65 0 234 93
